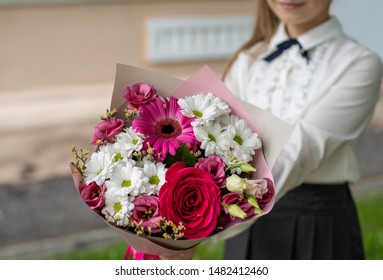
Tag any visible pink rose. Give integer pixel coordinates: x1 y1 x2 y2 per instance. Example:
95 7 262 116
123 83 157 110
79 181 105 214
159 162 221 239
130 196 161 233
194 155 227 188
90 117 124 145
246 178 268 198
258 178 275 209
222 192 243 206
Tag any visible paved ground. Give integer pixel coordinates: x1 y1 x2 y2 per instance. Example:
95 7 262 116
0 84 120 259
0 176 118 259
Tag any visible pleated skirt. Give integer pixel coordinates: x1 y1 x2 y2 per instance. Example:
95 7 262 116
223 183 365 260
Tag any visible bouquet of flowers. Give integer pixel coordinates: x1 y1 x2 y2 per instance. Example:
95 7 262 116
70 64 292 259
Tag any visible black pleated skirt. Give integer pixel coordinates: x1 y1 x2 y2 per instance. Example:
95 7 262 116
223 183 365 260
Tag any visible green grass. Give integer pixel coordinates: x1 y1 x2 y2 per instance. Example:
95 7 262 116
355 192 383 259
52 239 224 260
53 241 127 260
53 239 224 260
53 193 383 260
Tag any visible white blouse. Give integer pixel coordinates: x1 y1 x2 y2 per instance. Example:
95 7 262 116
224 17 382 200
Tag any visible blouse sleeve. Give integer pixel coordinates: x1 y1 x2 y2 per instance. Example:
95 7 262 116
272 50 382 200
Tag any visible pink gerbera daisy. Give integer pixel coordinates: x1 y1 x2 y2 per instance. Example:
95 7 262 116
132 97 198 161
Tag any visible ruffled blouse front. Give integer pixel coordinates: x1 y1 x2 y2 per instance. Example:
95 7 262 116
244 41 328 124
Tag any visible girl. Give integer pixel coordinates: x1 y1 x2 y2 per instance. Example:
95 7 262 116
222 0 382 259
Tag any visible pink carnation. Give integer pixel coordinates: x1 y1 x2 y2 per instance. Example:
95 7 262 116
79 181 105 214
123 82 157 110
194 155 227 188
90 117 124 145
222 192 243 206
130 195 161 233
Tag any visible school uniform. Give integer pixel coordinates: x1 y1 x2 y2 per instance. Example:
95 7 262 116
223 17 382 260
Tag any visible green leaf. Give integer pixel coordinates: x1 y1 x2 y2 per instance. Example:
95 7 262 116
164 144 197 167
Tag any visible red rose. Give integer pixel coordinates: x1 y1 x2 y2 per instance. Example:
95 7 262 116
90 117 124 145
79 181 105 214
158 162 221 239
123 82 157 110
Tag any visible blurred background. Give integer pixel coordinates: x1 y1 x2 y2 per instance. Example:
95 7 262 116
0 0 382 259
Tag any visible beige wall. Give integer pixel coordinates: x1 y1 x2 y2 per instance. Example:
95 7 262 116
0 1 256 91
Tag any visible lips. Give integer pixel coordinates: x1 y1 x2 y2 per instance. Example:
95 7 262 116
277 1 305 10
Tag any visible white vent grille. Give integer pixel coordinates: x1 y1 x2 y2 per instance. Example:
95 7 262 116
146 16 254 63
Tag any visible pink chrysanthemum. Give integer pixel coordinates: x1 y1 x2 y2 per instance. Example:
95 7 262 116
132 97 198 161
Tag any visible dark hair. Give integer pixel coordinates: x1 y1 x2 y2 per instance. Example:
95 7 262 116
222 0 279 80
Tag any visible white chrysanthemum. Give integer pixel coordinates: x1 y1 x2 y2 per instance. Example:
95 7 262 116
142 160 167 195
105 161 146 197
114 127 144 157
99 143 129 164
101 194 134 227
85 150 114 185
194 121 228 157
217 112 231 126
223 115 262 156
208 93 231 115
178 93 221 126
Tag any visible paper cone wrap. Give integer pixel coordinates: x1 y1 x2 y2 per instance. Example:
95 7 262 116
71 63 293 257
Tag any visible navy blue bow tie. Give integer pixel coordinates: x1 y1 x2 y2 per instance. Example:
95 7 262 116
263 38 309 62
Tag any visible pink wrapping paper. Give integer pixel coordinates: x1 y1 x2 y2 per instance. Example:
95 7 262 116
71 63 293 257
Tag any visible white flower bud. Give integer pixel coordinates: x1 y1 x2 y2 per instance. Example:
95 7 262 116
226 174 248 194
